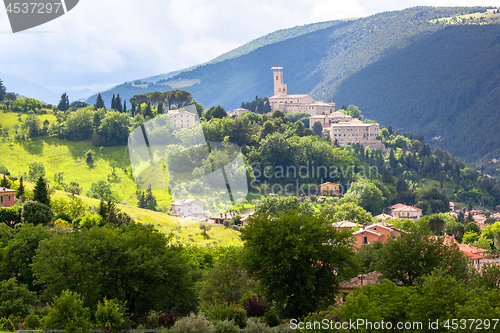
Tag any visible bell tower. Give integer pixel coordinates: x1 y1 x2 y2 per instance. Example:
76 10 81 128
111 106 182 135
272 66 287 96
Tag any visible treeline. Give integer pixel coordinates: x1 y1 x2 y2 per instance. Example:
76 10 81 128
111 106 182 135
2 191 500 332
240 96 271 114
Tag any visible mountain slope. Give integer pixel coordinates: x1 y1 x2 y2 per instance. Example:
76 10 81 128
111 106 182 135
331 24 500 161
86 6 499 163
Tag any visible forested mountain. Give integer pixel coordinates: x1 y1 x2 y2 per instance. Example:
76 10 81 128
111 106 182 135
85 6 500 163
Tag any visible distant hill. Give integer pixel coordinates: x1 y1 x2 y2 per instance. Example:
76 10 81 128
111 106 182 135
86 6 500 163
0 72 59 104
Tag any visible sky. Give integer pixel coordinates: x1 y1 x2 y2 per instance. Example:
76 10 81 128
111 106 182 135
0 0 498 93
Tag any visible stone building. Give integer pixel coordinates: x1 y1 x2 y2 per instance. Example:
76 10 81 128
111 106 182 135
269 67 335 116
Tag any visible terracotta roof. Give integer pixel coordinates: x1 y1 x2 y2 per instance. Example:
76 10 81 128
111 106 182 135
332 221 358 229
354 228 383 237
374 213 393 220
387 203 408 210
392 205 423 212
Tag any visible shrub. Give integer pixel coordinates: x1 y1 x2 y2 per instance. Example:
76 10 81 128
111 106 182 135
0 317 15 331
243 318 273 333
214 320 240 333
24 313 42 329
171 313 214 333
207 303 247 329
242 295 271 317
158 310 181 328
95 298 127 332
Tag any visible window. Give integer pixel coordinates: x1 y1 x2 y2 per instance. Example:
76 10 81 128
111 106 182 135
363 236 368 244
1 196 3 203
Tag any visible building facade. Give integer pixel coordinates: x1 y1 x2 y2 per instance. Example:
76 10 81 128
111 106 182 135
167 110 197 129
0 187 16 208
269 67 335 116
170 199 208 219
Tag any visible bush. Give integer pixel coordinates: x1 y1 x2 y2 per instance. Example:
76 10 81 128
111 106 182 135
243 318 273 333
242 295 271 317
0 317 15 331
214 320 240 333
207 303 246 329
22 200 54 225
43 290 91 333
95 298 127 332
24 313 42 329
158 310 181 328
171 313 214 333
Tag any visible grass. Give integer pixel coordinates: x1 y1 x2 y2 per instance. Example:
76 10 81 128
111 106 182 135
431 9 500 25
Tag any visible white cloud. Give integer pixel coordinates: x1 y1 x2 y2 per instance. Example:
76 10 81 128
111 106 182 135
0 0 498 91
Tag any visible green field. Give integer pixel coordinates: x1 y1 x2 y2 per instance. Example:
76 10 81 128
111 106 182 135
431 9 500 25
0 110 243 246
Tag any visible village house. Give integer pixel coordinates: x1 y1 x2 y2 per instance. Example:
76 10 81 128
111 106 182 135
0 187 16 208
437 235 489 271
269 67 335 116
387 203 423 221
352 223 405 248
166 109 197 129
227 108 249 117
319 182 340 196
170 199 208 219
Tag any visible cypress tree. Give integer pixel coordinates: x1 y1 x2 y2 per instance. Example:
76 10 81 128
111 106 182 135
16 176 25 198
0 175 10 188
131 102 135 117
34 176 50 206
123 100 127 113
111 94 116 110
115 94 122 112
144 102 152 118
95 93 106 110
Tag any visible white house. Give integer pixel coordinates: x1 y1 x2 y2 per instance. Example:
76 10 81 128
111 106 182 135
170 199 208 219
166 110 197 129
388 203 423 221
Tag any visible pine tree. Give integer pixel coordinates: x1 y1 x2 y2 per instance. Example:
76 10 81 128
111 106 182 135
16 176 25 198
98 199 108 219
95 93 106 110
0 78 6 101
58 93 70 111
144 102 152 118
115 94 122 112
111 94 116 110
0 175 11 188
34 176 50 206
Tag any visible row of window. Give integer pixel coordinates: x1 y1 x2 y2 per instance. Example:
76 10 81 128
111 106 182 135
0 195 12 203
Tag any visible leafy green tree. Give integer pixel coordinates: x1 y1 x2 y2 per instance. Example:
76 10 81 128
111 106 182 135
375 233 470 286
92 111 130 146
34 176 50 206
0 278 39 317
95 93 106 110
197 248 256 312
21 113 41 137
88 180 113 201
241 210 356 318
312 121 323 136
63 107 94 141
321 201 373 224
1 224 50 290
342 179 385 214
28 161 45 182
58 93 70 111
43 290 91 333
33 224 196 315
254 196 300 214
465 221 481 234
204 106 227 120
21 200 54 226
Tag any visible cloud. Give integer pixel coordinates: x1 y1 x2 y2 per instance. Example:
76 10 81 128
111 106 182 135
0 0 498 91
